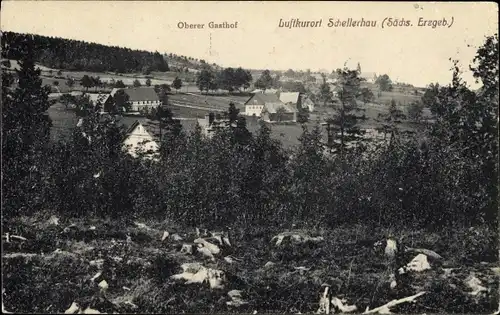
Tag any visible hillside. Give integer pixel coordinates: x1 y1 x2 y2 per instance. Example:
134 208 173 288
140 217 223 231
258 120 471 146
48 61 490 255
1 31 169 74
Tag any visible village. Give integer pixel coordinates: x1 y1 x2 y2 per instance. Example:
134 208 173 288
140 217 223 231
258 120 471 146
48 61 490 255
33 62 425 159
1 2 498 313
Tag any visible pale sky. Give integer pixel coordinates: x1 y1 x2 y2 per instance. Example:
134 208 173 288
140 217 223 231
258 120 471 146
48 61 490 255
1 1 498 88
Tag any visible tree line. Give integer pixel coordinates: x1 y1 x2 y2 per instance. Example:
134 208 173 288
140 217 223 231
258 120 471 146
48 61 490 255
1 31 169 73
196 66 252 94
2 34 498 234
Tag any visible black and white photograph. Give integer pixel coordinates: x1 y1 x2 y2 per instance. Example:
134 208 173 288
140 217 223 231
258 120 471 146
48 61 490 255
1 1 499 314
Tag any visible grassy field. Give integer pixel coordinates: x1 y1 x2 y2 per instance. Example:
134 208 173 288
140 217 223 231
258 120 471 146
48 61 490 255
2 213 498 314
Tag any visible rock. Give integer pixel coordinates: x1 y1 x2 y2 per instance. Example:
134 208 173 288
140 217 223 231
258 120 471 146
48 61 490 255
227 290 248 307
47 215 60 226
98 280 109 292
271 231 324 246
194 238 220 255
331 297 357 313
197 246 216 261
465 275 488 296
402 254 431 273
171 234 183 241
180 244 193 255
171 263 225 289
81 307 101 314
161 231 169 241
384 239 398 259
64 302 80 314
134 222 151 230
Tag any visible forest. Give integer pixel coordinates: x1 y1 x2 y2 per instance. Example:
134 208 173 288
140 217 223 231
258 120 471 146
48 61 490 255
1 31 169 73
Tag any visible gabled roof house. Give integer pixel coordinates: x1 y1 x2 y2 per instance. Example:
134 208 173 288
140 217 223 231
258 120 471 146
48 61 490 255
244 92 299 122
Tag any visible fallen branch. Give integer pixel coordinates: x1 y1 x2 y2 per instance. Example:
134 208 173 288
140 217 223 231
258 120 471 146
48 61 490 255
3 234 28 242
363 292 426 314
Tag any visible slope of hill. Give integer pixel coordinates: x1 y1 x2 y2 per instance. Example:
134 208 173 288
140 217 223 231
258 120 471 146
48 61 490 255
1 31 169 74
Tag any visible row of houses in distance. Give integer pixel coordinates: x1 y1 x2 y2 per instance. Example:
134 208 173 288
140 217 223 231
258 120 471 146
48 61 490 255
244 90 315 123
69 87 162 113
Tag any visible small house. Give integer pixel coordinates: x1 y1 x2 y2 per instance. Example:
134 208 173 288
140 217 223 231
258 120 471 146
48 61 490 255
244 92 298 122
86 93 114 111
113 87 161 112
122 119 162 159
197 113 232 138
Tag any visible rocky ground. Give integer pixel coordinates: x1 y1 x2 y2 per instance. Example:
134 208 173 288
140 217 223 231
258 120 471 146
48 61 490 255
2 213 499 314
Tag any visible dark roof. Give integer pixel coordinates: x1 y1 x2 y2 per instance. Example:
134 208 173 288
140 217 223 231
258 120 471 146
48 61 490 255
123 88 160 102
244 93 281 105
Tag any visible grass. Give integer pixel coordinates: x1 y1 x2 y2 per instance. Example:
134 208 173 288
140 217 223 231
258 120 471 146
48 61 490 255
2 214 498 314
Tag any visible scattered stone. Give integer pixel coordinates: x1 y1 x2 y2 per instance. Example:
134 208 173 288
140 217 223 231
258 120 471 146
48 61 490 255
81 307 101 314
384 238 398 259
47 215 60 226
180 244 193 255
171 263 225 289
465 274 488 296
171 234 183 241
64 301 80 314
161 231 169 241
272 231 324 246
400 254 431 274
134 222 151 230
331 297 357 313
197 245 216 261
227 290 248 307
224 256 237 264
98 280 109 292
194 238 220 255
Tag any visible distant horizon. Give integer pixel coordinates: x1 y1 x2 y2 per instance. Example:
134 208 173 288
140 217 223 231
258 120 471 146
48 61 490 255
1 2 497 89
0 29 473 89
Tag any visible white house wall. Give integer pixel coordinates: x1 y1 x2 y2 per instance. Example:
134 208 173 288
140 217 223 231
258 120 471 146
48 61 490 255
130 100 162 111
123 124 159 158
245 105 264 117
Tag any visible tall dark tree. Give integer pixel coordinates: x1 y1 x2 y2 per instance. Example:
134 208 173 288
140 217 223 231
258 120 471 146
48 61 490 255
324 67 367 157
172 77 183 93
80 75 93 91
196 69 215 95
360 87 374 105
375 74 393 92
376 99 407 147
318 73 333 107
114 80 126 88
113 89 131 112
2 38 53 217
